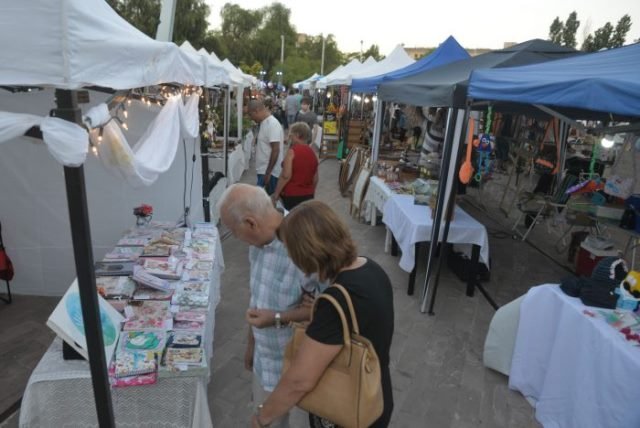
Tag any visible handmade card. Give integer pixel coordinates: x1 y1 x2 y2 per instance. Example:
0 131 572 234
118 330 166 354
47 280 124 363
103 246 144 262
96 276 136 299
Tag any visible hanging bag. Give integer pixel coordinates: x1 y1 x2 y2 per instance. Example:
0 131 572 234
459 118 475 184
0 221 14 282
604 134 636 200
283 284 384 428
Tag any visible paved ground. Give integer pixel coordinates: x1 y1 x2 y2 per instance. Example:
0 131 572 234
207 158 565 427
2 155 611 427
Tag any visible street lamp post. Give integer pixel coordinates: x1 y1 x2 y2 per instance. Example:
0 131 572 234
279 34 285 88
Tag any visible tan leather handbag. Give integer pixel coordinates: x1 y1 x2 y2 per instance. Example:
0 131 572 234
283 284 383 428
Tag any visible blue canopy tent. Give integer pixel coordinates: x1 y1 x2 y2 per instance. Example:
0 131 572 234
468 42 640 118
351 36 470 93
356 37 470 161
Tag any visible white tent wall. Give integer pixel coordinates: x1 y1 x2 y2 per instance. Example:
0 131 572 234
0 89 202 296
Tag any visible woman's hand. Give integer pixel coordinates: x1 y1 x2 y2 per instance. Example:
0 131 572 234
250 414 261 427
246 308 276 328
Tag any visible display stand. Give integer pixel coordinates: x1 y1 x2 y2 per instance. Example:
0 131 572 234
320 111 339 158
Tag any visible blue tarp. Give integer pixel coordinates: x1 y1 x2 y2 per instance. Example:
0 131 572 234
350 36 469 93
377 39 578 108
468 43 640 118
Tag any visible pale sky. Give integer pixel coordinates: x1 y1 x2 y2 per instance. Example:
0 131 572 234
205 0 640 55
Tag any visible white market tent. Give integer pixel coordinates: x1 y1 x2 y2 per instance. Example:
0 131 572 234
349 45 415 91
316 59 362 88
180 41 231 87
0 1 214 423
293 73 322 90
0 0 202 89
319 57 378 87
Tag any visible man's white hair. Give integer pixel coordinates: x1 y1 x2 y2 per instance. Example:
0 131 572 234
217 183 273 225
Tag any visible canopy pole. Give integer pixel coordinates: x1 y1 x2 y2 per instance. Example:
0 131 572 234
419 108 457 313
224 87 231 178
55 89 115 427
200 88 211 222
370 99 384 163
236 86 244 140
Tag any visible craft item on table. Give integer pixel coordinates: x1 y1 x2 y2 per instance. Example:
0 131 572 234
182 269 211 282
172 291 209 307
105 299 128 313
189 239 214 261
193 223 217 239
140 243 173 258
95 261 135 277
96 276 136 299
118 330 166 354
132 266 171 291
123 301 172 331
172 305 209 314
103 246 144 262
132 287 174 301
167 331 202 348
172 320 205 332
117 237 150 247
185 260 214 271
133 204 153 227
47 280 124 363
147 220 177 230
174 311 206 323
177 281 210 295
142 257 184 280
165 347 203 365
111 370 158 387
114 350 157 378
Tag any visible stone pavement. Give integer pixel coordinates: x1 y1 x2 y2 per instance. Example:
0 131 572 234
207 158 567 427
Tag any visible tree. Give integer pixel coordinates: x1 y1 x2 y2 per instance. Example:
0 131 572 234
562 11 580 48
216 3 263 64
548 11 579 48
363 44 384 61
582 22 614 51
549 16 564 44
611 14 632 48
253 2 297 80
106 0 211 48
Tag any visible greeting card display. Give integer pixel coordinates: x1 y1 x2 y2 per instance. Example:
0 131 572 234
47 280 124 363
123 301 172 331
96 276 136 299
95 261 134 277
103 246 143 262
118 330 166 354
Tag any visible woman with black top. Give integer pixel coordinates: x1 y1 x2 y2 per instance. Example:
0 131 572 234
250 200 395 428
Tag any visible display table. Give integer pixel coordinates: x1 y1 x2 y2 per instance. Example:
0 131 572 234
510 284 640 428
383 195 490 294
363 176 394 226
19 229 224 428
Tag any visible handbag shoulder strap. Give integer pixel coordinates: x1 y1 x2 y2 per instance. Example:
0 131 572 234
310 293 352 351
330 283 360 335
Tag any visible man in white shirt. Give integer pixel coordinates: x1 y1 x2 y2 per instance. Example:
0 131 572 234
248 99 284 194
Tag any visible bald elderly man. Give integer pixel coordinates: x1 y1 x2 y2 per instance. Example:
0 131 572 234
247 99 284 194
218 183 316 428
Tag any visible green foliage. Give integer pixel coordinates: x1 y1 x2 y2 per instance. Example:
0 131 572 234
581 16 631 52
549 17 563 44
548 12 579 47
562 12 580 48
107 0 210 48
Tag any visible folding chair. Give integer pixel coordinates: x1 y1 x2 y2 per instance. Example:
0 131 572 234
512 173 577 242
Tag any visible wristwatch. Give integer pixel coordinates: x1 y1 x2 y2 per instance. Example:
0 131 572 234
274 312 282 329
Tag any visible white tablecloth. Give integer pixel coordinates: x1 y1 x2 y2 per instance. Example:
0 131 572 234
510 284 640 428
382 195 490 272
19 231 224 428
363 176 394 225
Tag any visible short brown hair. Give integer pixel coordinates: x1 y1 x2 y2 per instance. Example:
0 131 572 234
278 201 357 281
